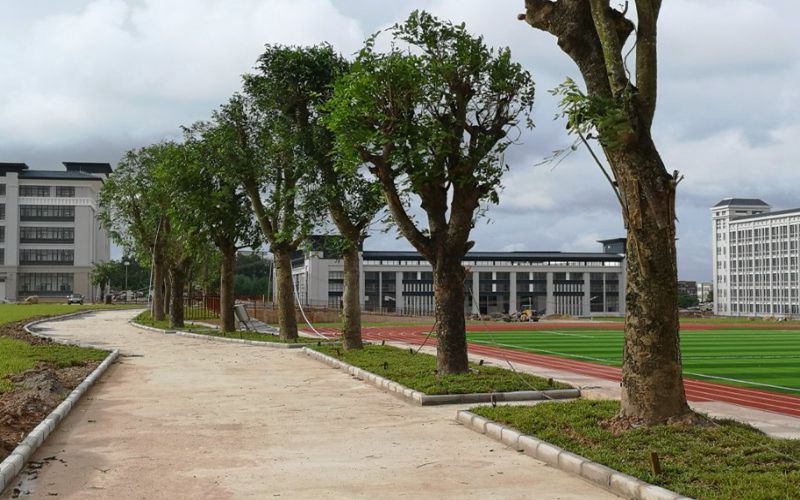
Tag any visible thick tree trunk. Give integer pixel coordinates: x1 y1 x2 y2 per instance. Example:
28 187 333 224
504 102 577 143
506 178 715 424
341 244 363 350
273 249 298 340
152 255 165 321
219 245 237 333
169 263 186 328
433 254 469 374
611 141 692 425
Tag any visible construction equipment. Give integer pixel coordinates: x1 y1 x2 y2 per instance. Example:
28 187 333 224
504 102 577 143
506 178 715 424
518 308 540 322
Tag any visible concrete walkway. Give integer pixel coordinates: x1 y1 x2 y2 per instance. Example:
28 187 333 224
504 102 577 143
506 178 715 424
4 310 614 499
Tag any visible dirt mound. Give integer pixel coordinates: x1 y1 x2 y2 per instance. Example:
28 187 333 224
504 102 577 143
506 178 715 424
0 318 54 345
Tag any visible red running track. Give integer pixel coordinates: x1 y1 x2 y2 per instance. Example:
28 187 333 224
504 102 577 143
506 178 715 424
344 325 800 418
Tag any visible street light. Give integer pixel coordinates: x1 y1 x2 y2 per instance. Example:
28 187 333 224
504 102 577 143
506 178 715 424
124 261 130 300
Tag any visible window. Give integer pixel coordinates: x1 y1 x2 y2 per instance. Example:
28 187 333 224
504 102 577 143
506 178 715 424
0 184 5 196
19 249 74 265
20 205 74 221
0 204 4 221
19 226 75 243
18 273 74 296
55 186 76 197
20 185 51 197
0 226 4 243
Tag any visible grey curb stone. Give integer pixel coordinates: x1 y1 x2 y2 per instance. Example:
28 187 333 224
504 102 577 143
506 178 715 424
455 410 692 500
129 321 317 349
0 336 119 495
302 347 580 406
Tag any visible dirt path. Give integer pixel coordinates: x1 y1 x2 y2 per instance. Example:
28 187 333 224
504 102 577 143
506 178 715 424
3 310 614 499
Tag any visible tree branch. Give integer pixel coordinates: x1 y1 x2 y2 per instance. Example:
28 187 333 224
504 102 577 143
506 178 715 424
589 0 630 94
635 0 661 126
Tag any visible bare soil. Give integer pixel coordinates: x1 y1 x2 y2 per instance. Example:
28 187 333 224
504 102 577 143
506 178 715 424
0 321 99 461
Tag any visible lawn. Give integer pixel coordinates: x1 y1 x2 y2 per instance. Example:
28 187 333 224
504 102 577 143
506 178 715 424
0 304 114 392
0 337 107 391
310 343 569 395
133 311 319 344
473 400 800 500
0 303 137 326
466 327 800 393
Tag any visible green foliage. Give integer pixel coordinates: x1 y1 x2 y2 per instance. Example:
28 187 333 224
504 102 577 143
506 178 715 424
325 10 535 258
473 400 800 500
551 77 633 149
677 292 699 309
218 44 343 251
311 344 566 394
89 261 114 292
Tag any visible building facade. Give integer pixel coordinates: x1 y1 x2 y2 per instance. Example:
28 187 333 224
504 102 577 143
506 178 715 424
0 162 111 302
712 197 800 317
290 239 626 317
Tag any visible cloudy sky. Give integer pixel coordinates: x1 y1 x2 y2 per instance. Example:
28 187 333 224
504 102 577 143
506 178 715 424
1 0 797 281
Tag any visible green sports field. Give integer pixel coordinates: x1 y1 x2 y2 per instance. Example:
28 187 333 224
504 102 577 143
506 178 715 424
465 327 800 394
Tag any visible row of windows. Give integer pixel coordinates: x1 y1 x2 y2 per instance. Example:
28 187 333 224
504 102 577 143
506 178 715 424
362 259 621 268
18 273 74 296
19 249 74 265
19 226 75 243
20 205 74 221
18 186 76 198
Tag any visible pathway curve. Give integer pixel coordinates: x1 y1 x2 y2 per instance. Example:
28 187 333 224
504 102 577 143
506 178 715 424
3 310 614 500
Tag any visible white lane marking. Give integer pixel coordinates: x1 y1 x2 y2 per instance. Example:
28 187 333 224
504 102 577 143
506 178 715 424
683 371 800 393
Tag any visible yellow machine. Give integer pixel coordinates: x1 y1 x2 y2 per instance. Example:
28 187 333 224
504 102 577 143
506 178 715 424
518 308 540 322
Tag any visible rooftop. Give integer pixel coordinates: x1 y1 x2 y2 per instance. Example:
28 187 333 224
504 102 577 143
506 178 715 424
732 207 800 221
713 198 770 208
0 161 108 180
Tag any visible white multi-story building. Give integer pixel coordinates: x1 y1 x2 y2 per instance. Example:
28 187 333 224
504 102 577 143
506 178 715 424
711 197 800 317
290 237 626 317
0 162 111 302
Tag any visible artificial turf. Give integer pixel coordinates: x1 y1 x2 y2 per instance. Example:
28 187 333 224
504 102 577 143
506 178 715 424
465 327 800 394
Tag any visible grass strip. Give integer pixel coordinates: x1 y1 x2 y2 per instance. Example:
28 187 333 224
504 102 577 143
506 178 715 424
0 337 107 392
133 311 317 344
0 303 139 326
472 400 800 500
310 343 569 395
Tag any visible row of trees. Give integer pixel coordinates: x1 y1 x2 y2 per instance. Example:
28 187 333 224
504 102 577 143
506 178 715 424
102 3 693 428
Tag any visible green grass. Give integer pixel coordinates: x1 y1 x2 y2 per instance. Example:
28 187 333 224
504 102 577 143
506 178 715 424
473 400 800 500
310 343 569 395
133 311 317 344
466 326 800 394
0 303 139 326
0 337 107 391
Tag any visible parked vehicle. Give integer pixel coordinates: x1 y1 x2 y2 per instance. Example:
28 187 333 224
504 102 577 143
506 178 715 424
67 293 84 305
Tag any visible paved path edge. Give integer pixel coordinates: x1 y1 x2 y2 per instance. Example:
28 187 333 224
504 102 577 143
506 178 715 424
129 321 321 349
1 312 120 495
455 409 693 500
302 347 580 406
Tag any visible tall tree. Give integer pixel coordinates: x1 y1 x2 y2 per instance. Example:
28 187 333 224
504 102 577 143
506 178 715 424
181 122 261 332
99 145 173 321
218 46 329 341
326 11 535 372
518 0 692 425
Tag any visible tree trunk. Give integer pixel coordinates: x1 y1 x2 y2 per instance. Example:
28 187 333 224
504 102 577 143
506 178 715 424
152 255 165 321
433 254 469 374
163 275 171 320
341 244 363 349
273 249 298 340
169 263 187 328
219 245 237 333
611 141 692 425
